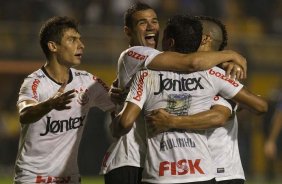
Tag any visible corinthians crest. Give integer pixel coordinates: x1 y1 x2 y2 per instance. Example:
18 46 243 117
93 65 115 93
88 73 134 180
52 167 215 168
76 87 89 105
166 94 191 116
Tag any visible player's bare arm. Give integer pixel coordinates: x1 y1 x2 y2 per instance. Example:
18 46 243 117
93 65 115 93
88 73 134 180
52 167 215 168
18 83 76 124
232 87 268 114
110 102 141 138
147 50 247 79
264 110 282 159
146 105 231 134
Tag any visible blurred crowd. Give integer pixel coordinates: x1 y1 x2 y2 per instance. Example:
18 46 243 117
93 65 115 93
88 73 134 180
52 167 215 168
0 0 282 34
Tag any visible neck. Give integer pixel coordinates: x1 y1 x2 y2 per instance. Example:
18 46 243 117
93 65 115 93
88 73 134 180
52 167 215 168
198 44 212 52
44 62 70 84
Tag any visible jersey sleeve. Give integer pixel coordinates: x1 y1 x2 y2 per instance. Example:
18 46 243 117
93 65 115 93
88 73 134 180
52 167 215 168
88 75 115 112
208 67 244 99
125 46 161 68
212 96 233 113
117 46 161 89
125 70 150 109
17 75 41 105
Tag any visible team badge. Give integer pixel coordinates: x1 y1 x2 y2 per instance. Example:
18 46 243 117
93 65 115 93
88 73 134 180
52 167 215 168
76 87 89 105
166 94 191 116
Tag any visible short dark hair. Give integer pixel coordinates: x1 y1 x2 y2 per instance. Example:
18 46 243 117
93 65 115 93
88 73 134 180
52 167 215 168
165 15 203 53
39 16 79 59
124 2 153 28
194 15 227 51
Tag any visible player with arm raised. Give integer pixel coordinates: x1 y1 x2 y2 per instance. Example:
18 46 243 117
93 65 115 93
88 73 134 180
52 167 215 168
14 16 115 184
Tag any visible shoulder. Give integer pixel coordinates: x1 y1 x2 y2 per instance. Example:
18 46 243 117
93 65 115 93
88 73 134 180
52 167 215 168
70 68 96 83
122 46 161 60
22 69 46 86
134 69 158 81
71 68 110 92
26 68 45 78
207 66 228 79
208 66 241 87
71 68 92 78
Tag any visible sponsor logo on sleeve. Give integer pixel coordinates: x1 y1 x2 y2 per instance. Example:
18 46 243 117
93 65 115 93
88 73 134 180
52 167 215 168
209 68 239 87
133 71 148 101
127 50 148 61
31 79 40 100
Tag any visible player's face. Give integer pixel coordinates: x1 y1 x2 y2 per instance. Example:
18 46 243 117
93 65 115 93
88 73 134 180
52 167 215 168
129 9 159 49
56 28 85 67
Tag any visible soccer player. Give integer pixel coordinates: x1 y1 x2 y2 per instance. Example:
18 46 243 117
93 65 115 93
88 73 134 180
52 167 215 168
264 91 282 160
100 2 248 184
199 16 247 184
110 14 268 184
146 16 268 184
13 16 115 184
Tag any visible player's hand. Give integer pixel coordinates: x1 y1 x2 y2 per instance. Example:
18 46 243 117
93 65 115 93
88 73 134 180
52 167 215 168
146 109 171 135
48 82 76 111
222 50 247 79
221 62 245 80
109 87 126 105
264 140 277 160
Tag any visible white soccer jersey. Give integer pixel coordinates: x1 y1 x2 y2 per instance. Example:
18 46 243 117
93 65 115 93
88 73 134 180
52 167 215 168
117 46 161 89
100 46 161 174
126 67 243 183
208 96 245 181
14 67 115 184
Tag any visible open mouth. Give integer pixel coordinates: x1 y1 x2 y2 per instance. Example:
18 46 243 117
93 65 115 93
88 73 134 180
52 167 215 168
145 33 156 46
74 53 83 59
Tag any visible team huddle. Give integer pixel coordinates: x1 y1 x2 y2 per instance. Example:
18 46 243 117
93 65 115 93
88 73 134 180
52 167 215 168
13 2 268 184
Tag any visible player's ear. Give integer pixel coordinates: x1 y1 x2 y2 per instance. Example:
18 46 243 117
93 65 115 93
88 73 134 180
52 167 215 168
47 41 57 52
201 34 212 45
201 34 208 45
168 38 175 48
124 26 131 37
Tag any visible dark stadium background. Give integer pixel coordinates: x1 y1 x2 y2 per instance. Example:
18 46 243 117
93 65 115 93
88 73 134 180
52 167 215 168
0 0 281 183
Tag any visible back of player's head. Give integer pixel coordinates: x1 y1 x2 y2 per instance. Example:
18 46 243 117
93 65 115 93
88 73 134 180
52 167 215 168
124 2 154 28
39 16 79 59
194 15 227 51
164 15 202 53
